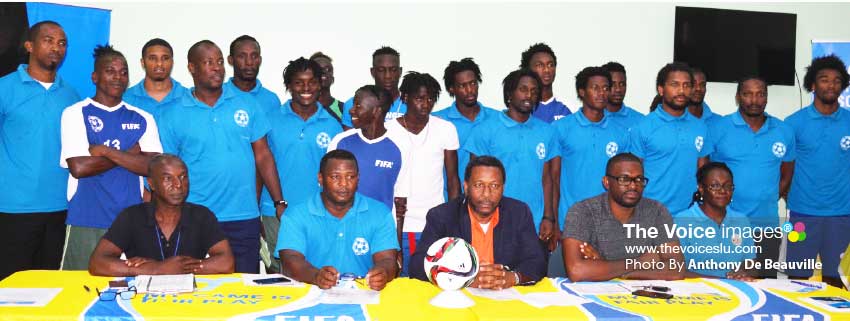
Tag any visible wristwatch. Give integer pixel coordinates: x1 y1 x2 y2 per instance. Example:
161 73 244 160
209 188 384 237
502 265 521 285
274 200 288 208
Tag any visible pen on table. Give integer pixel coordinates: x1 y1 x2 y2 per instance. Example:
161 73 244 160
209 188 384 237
790 280 822 289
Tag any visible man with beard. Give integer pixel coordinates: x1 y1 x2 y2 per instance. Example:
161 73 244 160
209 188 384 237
124 38 187 119
310 52 344 123
0 21 80 280
410 156 546 288
601 61 644 130
278 150 398 291
341 46 407 128
465 69 560 254
225 35 281 117
385 71 460 276
785 55 850 289
433 58 499 190
562 153 684 281
686 68 719 124
59 45 162 270
158 40 284 273
88 154 235 276
520 43 571 123
262 57 342 272
630 62 711 215
707 76 794 278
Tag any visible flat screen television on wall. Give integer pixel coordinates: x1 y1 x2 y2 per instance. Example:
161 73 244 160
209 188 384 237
674 6 797 86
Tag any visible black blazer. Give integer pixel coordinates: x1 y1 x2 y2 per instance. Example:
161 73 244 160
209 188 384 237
409 196 547 283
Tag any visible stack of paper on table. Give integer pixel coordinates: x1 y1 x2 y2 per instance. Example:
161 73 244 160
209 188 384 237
135 274 195 294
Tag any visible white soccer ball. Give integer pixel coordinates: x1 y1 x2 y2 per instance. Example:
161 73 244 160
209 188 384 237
423 237 479 291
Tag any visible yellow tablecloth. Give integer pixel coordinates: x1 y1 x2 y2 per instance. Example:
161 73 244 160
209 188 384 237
1 270 848 321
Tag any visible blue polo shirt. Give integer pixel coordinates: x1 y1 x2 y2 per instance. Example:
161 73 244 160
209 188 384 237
275 192 398 277
260 100 342 216
532 96 572 123
708 112 795 226
630 106 712 214
464 111 559 231
785 104 850 216
606 104 645 131
693 102 719 125
432 102 500 187
554 109 630 226
327 129 406 210
123 78 187 120
674 205 755 278
158 86 271 222
223 78 281 117
341 96 406 127
0 65 80 213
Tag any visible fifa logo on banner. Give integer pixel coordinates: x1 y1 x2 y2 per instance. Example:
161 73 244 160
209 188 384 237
782 222 807 243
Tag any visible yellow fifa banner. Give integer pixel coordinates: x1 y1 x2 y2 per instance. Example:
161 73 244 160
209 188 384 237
1 271 849 321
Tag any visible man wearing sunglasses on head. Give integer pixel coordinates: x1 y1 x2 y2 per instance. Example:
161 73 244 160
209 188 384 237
561 153 684 282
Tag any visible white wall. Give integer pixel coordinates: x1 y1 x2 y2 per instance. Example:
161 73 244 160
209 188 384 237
76 2 850 119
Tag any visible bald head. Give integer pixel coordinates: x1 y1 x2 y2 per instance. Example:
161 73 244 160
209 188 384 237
187 40 218 64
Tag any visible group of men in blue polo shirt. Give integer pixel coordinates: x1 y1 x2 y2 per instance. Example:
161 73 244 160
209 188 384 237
3 20 850 290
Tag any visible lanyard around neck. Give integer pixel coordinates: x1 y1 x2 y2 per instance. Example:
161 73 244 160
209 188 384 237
154 224 181 260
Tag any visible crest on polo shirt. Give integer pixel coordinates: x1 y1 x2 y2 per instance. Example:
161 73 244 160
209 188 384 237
772 142 787 158
87 115 104 133
731 233 743 247
535 142 546 160
841 136 850 151
234 109 249 127
605 141 619 157
352 237 370 256
694 136 704 152
316 132 331 148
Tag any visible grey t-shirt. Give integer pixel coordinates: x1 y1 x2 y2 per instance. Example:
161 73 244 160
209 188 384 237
563 193 677 261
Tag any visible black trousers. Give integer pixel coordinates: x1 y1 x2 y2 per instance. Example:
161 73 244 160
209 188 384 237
0 211 67 281
754 236 782 278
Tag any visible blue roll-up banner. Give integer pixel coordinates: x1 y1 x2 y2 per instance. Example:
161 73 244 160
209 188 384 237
26 2 111 98
812 40 850 108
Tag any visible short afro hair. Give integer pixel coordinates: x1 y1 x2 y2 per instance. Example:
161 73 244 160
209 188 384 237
372 46 400 60
229 35 260 56
443 57 482 96
803 54 850 92
575 66 611 99
282 57 323 90
520 43 556 69
601 61 626 75
141 38 173 58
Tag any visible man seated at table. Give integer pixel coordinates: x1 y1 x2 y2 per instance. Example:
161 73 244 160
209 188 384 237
278 150 399 291
89 154 235 276
562 153 684 281
410 156 546 289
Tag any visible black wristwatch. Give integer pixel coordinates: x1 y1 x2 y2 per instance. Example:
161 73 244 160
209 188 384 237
273 200 288 208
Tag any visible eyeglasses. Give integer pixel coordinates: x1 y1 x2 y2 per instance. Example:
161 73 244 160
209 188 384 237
606 175 649 186
704 183 735 192
96 286 137 301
